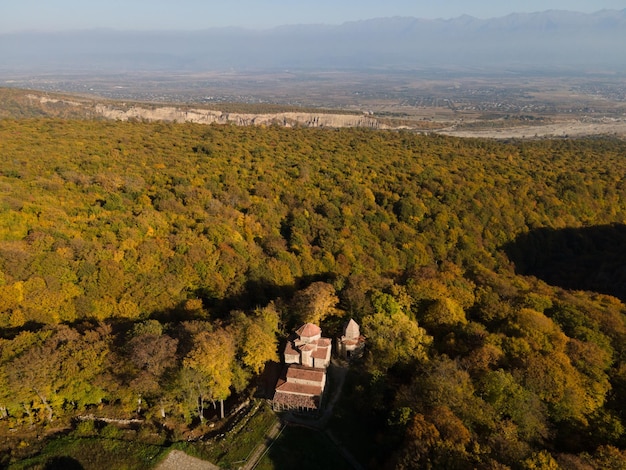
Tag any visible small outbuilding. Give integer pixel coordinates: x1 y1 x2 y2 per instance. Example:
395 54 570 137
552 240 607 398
337 318 365 360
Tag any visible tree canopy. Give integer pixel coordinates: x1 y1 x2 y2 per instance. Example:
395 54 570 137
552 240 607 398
1 117 626 467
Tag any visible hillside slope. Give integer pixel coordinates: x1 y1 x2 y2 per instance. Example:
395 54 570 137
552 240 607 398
1 119 626 468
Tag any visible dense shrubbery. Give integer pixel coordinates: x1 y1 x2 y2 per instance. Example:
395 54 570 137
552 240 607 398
1 117 626 467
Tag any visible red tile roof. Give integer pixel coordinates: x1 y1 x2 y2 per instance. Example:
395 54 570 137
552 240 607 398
296 323 321 338
284 342 299 356
317 337 332 347
276 382 323 396
286 365 325 383
311 346 330 360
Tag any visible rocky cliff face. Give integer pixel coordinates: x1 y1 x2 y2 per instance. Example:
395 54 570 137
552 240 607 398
94 104 385 129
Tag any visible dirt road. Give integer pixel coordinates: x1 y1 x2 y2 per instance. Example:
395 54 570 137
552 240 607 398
440 118 626 139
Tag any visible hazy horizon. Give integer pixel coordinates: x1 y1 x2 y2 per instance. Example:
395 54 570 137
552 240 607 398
2 1 626 32
2 10 625 76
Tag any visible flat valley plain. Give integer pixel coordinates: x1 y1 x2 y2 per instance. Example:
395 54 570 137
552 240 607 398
3 68 626 138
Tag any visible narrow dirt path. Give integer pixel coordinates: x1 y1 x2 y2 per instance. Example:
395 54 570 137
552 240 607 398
240 419 284 470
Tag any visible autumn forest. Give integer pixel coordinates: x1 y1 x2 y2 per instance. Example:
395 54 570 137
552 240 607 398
1 115 626 468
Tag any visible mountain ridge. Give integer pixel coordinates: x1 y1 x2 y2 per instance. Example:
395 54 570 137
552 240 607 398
2 10 625 73
5 9 626 34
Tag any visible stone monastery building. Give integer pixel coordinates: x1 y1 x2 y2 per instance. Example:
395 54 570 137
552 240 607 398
272 322 332 412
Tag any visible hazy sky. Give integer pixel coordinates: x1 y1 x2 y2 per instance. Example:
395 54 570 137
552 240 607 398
1 0 624 32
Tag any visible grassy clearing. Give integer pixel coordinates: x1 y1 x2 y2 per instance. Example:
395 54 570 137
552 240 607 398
6 400 278 470
7 435 168 470
172 400 278 469
256 425 351 470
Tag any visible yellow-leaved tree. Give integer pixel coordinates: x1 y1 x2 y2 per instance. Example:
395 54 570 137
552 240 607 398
235 304 279 375
183 327 235 420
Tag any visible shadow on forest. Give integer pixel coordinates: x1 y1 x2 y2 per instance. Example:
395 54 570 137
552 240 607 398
0 274 336 339
198 273 336 317
44 456 84 470
0 321 46 340
503 224 626 302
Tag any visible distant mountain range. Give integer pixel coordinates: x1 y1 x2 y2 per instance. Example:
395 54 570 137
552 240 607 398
1 10 625 73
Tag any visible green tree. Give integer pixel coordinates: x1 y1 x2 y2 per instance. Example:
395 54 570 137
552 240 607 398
362 310 431 372
479 369 548 442
422 297 468 329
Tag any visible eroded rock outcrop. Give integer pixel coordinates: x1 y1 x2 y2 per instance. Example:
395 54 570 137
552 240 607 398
94 104 385 129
